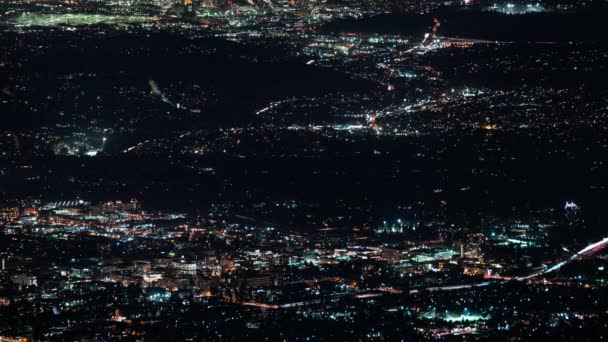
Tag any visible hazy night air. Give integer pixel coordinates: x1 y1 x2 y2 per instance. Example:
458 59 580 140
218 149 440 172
1 0 608 340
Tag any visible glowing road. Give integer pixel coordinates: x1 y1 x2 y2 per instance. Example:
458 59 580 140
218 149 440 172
243 237 608 311
518 236 608 280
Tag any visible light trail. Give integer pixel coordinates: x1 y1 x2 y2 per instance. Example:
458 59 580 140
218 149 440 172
255 98 296 115
238 238 608 310
409 281 492 294
518 237 608 280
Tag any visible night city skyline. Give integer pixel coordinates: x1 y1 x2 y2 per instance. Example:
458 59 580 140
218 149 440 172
1 0 608 340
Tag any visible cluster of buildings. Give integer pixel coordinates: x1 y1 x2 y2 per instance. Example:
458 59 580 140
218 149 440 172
0 196 604 339
1 0 608 339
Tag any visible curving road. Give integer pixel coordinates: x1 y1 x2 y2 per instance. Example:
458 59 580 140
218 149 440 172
518 236 608 280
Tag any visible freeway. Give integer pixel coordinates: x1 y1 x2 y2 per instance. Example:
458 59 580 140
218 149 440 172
243 237 608 311
518 236 608 280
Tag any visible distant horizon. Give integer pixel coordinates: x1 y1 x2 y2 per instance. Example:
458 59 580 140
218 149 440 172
1 0 608 340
